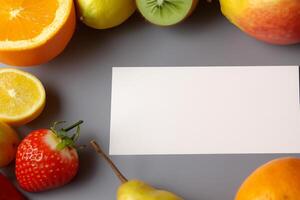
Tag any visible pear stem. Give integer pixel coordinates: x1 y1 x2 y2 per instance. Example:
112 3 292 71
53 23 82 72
90 140 128 183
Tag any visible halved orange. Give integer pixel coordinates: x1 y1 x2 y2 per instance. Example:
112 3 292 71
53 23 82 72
0 0 76 66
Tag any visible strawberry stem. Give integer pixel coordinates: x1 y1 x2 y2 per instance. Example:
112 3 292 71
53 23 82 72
52 120 84 150
90 140 128 183
62 120 84 132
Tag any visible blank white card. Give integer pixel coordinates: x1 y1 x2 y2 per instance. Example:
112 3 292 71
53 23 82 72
110 66 300 155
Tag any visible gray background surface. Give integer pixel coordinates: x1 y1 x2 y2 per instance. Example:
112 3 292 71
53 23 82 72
1 1 300 200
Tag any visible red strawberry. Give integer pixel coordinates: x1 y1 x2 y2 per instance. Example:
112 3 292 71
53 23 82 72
0 173 26 200
15 121 83 192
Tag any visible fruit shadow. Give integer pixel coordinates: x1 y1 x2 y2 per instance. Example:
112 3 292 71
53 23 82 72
22 84 62 133
72 143 99 185
48 12 145 68
169 0 222 33
0 163 16 179
68 132 118 192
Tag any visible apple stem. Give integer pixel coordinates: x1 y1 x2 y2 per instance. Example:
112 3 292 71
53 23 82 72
90 140 128 183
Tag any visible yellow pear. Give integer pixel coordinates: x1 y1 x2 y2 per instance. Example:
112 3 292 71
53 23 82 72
0 122 19 167
117 179 182 200
90 141 183 200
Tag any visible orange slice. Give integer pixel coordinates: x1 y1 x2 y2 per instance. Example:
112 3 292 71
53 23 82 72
0 68 46 126
0 0 76 66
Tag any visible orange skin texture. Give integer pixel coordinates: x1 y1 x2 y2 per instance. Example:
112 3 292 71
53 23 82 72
0 2 76 67
221 0 300 45
235 157 300 200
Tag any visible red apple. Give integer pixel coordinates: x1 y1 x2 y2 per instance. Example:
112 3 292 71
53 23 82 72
220 0 300 45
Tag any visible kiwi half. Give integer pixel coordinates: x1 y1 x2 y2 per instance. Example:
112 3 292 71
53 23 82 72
136 0 198 26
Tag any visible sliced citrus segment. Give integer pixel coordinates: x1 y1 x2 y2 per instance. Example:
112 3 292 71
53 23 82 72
0 68 46 126
0 0 76 66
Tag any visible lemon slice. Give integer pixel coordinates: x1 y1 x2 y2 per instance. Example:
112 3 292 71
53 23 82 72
0 68 46 126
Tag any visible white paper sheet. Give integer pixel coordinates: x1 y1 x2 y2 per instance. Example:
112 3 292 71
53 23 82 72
110 66 300 155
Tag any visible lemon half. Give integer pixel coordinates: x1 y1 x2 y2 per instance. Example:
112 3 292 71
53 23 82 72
0 68 46 126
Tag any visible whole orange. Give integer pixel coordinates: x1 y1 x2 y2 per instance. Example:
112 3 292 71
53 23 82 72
235 157 300 200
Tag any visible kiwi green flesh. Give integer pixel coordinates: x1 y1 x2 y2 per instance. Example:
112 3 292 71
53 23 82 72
136 0 195 26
